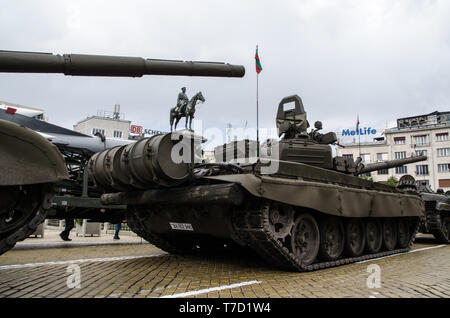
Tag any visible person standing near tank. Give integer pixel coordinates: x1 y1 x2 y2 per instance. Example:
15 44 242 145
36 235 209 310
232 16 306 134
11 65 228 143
59 218 74 241
114 223 121 240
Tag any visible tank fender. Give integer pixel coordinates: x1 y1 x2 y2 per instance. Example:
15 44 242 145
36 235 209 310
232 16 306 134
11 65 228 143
205 174 424 218
205 174 262 197
0 119 69 186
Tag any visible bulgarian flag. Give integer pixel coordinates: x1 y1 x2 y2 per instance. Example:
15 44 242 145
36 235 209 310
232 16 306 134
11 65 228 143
356 114 360 132
255 46 262 74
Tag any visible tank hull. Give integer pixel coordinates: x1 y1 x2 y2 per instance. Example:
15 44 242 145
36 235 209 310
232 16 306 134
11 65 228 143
107 166 423 271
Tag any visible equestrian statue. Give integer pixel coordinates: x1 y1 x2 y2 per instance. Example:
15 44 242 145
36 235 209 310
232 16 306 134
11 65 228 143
170 87 205 131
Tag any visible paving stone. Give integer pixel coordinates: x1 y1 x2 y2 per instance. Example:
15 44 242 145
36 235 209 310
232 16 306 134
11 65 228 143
0 242 448 298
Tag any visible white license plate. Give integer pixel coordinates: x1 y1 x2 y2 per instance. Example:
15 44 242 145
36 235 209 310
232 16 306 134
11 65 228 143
169 222 194 231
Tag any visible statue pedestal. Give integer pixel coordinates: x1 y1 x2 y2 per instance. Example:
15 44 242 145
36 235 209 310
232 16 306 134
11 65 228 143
171 129 207 143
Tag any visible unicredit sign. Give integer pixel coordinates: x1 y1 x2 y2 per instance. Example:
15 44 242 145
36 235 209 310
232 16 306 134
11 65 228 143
341 127 377 136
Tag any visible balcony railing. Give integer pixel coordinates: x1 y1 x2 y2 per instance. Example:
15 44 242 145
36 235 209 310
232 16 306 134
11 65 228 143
411 143 430 148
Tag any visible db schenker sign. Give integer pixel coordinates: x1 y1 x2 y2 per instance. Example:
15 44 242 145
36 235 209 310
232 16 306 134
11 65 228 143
130 125 168 136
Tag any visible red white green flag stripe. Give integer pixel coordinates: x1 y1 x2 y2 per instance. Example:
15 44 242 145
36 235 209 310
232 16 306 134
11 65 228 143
255 47 262 74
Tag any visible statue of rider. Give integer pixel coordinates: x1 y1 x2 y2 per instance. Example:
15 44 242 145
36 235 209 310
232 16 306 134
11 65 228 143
175 87 189 114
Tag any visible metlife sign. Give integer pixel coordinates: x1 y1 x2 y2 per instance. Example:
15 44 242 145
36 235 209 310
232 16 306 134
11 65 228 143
338 126 383 142
341 127 377 136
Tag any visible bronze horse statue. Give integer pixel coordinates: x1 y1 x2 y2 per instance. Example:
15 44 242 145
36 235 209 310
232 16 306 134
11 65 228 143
170 91 205 131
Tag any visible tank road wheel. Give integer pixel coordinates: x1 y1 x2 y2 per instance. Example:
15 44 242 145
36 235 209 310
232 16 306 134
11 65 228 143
365 219 382 254
0 184 53 255
290 213 320 266
397 219 410 248
344 219 366 257
266 203 294 240
381 219 398 251
319 217 345 261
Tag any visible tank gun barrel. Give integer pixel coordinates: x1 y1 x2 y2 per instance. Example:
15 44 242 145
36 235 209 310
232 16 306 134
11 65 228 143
357 156 427 175
0 50 245 78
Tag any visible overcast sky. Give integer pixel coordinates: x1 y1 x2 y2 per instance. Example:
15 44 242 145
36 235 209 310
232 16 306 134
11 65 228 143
1 0 449 149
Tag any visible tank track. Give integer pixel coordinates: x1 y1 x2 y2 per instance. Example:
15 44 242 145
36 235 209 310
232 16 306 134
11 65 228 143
231 200 421 271
126 199 420 271
425 202 450 244
0 184 54 255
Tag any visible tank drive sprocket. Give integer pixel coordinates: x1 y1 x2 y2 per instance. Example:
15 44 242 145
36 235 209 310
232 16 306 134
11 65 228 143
0 184 54 255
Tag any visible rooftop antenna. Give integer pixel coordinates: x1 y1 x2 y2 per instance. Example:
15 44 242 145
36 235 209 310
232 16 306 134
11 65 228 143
113 104 120 120
226 123 232 143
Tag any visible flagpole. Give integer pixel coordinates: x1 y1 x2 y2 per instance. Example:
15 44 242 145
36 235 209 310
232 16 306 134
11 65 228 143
256 45 260 158
357 114 361 158
358 131 361 158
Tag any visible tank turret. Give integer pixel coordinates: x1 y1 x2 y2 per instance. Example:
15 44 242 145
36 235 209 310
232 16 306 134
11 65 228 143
0 50 245 78
271 95 428 175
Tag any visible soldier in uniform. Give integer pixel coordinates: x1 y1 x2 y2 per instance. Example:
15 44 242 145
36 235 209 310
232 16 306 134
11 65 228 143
175 87 189 114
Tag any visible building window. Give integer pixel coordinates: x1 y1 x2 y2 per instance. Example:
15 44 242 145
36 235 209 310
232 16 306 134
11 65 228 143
395 166 407 174
360 172 371 178
376 153 388 162
343 154 354 160
437 148 450 157
413 135 428 146
438 164 450 173
113 131 122 138
361 154 371 163
415 150 427 157
377 169 389 175
416 165 429 176
395 151 406 159
394 137 406 144
92 128 105 135
438 179 450 187
436 132 449 141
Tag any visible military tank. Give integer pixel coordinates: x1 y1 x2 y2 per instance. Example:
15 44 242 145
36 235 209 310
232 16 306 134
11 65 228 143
416 179 450 243
95 95 427 271
0 50 245 255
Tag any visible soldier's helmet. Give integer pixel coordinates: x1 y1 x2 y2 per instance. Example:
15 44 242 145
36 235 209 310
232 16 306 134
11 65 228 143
314 121 323 130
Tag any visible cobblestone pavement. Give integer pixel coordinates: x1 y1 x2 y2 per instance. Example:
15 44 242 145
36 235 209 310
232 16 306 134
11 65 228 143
0 236 448 298
14 227 147 250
